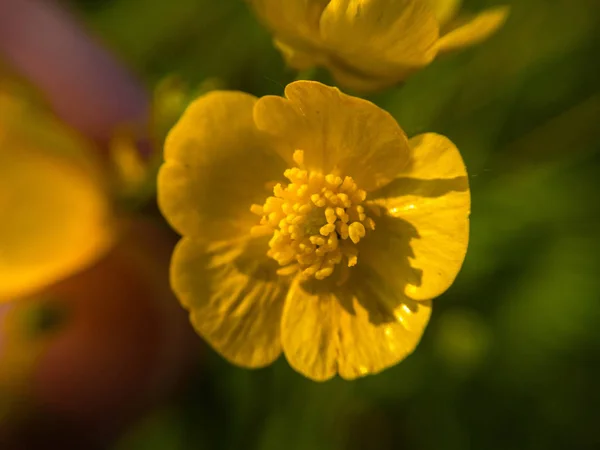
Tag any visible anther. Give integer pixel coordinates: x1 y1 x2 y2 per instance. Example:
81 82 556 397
250 155 375 280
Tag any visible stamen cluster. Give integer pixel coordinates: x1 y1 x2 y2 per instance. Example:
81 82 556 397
251 150 375 280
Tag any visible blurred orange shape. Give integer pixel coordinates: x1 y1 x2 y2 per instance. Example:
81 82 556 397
0 220 194 445
0 84 116 302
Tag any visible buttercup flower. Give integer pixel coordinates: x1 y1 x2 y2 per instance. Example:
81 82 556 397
248 0 509 92
158 81 470 380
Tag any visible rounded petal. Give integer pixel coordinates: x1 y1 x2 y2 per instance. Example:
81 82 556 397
320 0 439 74
281 279 431 381
368 133 470 301
171 237 286 368
436 6 510 53
158 91 286 241
253 81 410 191
0 146 114 302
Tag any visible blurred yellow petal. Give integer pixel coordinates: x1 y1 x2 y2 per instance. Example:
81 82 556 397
320 0 439 73
171 237 286 368
369 133 470 301
425 0 462 26
274 38 324 71
247 0 508 93
253 81 409 191
249 0 330 46
436 6 510 53
325 62 395 93
158 91 285 241
281 279 431 381
325 56 419 93
0 147 114 302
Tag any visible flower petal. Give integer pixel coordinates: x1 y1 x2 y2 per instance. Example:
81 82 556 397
171 236 287 368
281 279 431 381
274 38 324 71
320 0 439 73
368 133 470 301
436 6 509 54
253 81 409 191
158 91 285 241
249 0 330 47
0 147 114 302
325 57 417 93
396 132 468 180
424 0 462 27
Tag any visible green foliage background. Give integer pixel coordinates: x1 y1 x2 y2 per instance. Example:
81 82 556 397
68 0 600 448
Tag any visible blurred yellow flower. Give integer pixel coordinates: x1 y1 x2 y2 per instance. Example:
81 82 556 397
0 80 115 302
158 81 470 381
248 0 509 92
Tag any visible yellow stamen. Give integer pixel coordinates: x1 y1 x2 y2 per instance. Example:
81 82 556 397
292 149 305 167
250 149 375 280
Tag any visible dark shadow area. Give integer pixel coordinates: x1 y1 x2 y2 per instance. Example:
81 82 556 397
342 214 424 326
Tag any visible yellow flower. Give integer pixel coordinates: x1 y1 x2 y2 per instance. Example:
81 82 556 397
0 81 115 302
158 81 470 380
248 0 509 92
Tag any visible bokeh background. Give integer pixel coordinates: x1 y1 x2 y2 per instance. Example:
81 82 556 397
1 0 599 449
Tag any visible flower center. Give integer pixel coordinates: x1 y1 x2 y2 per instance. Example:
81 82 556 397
250 150 375 280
